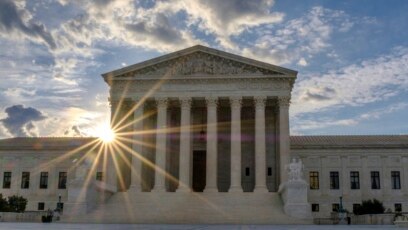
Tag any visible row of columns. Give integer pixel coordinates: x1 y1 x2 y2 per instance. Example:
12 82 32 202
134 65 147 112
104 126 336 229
127 96 290 192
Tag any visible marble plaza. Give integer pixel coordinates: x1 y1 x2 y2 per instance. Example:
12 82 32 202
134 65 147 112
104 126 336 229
0 45 407 224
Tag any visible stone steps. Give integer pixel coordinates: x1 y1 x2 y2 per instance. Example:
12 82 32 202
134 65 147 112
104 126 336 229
67 191 311 224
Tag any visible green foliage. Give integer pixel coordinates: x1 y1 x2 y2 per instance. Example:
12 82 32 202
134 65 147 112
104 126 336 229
354 199 385 215
0 194 27 212
0 194 9 211
7 195 27 212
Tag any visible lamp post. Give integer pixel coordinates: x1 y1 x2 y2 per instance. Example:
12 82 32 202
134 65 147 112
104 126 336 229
57 194 62 212
339 196 349 224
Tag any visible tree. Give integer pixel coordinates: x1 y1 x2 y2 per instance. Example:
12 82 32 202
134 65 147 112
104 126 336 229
0 194 9 211
7 195 27 213
354 199 385 215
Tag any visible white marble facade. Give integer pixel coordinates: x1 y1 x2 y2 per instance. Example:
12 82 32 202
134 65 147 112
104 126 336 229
0 46 407 223
104 45 295 195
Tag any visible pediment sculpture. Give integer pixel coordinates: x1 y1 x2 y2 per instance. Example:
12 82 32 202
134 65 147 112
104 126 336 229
129 51 284 76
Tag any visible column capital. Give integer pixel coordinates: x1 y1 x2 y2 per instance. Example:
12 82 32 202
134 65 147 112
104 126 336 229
205 97 218 107
230 96 242 108
180 97 192 108
155 98 168 107
254 96 267 108
277 96 291 107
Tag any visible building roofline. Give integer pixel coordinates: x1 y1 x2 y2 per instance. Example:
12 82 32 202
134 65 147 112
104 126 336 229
290 135 408 149
1 135 407 151
101 45 298 83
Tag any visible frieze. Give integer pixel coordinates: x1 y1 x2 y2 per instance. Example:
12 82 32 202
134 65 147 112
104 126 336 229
111 78 292 95
118 51 284 77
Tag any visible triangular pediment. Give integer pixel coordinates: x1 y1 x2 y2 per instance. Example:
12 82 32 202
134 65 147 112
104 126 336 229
102 45 297 81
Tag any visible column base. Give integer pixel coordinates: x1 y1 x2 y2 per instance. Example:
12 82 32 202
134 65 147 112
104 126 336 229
151 186 166 193
253 186 269 193
176 187 192 193
128 185 142 193
229 186 243 193
203 187 218 193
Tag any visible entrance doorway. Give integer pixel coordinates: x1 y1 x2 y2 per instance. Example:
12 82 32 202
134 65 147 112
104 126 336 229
192 150 206 192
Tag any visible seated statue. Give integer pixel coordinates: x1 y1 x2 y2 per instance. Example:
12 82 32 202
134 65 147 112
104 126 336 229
286 158 304 181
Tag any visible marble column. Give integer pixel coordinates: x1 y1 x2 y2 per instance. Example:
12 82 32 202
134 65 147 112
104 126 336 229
178 97 192 192
205 97 218 192
278 96 290 185
152 98 168 192
107 101 118 190
230 97 242 192
254 96 268 192
130 100 143 192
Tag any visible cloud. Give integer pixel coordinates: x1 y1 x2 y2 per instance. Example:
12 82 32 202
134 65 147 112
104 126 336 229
301 87 336 102
293 117 358 132
177 0 284 48
64 125 86 137
291 102 408 134
0 104 47 137
359 102 408 120
291 46 408 116
241 6 354 65
297 58 308 66
0 0 56 49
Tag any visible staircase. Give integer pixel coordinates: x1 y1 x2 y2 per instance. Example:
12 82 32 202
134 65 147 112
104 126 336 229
68 191 311 224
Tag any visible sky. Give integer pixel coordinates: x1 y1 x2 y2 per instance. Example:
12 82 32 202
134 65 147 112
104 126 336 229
0 0 407 138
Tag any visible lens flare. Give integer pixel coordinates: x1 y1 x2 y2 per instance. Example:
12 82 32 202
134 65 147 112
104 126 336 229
97 124 115 143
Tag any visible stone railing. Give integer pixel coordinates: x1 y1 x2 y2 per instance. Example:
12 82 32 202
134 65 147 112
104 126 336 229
0 211 48 222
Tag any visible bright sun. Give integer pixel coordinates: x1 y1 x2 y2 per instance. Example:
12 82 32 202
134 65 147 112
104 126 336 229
97 124 115 143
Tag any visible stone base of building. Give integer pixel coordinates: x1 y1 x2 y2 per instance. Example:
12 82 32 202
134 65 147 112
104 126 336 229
62 191 312 224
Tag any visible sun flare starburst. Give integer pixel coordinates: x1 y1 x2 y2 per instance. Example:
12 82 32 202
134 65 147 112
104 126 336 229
97 124 116 143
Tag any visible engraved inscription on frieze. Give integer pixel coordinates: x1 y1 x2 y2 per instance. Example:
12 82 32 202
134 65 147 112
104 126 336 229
124 51 283 77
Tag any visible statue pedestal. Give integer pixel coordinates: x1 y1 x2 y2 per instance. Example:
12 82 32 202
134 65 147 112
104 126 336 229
64 180 94 216
64 180 116 216
278 180 312 219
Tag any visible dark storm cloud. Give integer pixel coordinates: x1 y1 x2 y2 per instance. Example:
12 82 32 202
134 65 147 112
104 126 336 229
125 13 183 44
0 105 47 137
303 87 336 101
200 0 273 23
0 0 56 49
64 125 85 137
91 0 114 8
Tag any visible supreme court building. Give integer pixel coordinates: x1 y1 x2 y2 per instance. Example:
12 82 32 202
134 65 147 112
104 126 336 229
0 45 407 224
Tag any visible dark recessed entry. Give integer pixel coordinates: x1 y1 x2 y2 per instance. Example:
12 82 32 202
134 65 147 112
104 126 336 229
192 150 206 192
